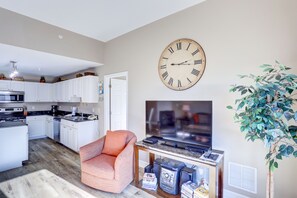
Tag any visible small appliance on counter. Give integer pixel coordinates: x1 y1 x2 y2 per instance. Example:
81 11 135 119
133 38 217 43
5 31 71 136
71 107 78 116
51 105 58 116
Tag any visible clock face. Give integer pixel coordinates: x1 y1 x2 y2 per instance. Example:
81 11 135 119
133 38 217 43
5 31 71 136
158 38 206 91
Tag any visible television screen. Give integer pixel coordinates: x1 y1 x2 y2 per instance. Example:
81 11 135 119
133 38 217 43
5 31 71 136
145 101 212 149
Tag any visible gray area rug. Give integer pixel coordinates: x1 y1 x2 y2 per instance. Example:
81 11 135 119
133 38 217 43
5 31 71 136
0 169 155 198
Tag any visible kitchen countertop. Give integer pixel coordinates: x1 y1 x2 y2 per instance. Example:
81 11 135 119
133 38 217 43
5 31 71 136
27 111 98 122
0 121 27 128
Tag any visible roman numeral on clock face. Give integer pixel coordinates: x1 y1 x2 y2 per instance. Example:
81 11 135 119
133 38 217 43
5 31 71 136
162 57 168 60
192 49 199 56
194 59 202 65
191 68 200 76
178 80 182 87
168 47 174 54
162 71 168 80
176 42 182 50
160 65 166 69
168 78 173 86
186 43 191 50
187 77 192 83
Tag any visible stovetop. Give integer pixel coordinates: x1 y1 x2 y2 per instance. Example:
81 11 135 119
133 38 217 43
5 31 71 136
0 116 26 122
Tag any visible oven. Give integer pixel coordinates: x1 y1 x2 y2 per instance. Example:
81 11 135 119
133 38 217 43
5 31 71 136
0 91 24 103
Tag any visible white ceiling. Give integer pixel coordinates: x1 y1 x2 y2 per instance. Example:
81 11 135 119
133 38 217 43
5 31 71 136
0 0 205 42
0 43 102 77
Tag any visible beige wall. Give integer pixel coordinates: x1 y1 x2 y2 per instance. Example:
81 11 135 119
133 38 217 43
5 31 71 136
98 0 297 197
0 7 104 63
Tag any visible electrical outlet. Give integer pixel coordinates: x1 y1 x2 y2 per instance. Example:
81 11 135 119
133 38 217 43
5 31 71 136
92 108 95 113
32 106 35 110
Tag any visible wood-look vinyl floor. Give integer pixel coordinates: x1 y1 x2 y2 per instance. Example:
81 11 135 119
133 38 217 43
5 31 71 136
0 138 155 198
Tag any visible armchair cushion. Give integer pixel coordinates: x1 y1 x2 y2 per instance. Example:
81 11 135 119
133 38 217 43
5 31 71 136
81 154 116 180
102 130 127 156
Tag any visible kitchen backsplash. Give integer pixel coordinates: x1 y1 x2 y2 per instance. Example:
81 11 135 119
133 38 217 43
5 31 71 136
0 103 56 111
58 103 99 115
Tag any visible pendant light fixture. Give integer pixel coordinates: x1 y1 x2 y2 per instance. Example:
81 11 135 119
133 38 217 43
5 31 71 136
9 61 18 78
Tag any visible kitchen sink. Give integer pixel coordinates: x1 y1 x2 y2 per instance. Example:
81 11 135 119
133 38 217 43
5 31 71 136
63 116 88 122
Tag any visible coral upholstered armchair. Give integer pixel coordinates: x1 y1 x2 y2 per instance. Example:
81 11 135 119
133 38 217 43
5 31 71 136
79 130 137 193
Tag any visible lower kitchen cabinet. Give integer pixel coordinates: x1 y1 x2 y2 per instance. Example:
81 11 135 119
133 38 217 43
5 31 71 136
60 119 98 152
26 116 46 139
26 115 54 140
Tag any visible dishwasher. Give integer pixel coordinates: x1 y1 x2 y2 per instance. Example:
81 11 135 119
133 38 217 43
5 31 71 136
53 117 61 142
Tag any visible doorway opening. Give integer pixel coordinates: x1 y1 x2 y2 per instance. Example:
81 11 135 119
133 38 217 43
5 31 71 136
103 71 128 134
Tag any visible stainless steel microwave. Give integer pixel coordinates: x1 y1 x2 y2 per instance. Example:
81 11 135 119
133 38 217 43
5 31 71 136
0 91 24 103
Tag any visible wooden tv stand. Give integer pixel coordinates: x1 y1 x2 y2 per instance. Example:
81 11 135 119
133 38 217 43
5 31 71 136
134 141 224 198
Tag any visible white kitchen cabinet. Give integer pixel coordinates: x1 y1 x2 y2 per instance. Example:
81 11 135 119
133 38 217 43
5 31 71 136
0 80 25 92
72 78 83 98
26 116 46 139
60 119 98 152
0 80 11 91
55 82 62 102
10 81 25 91
52 83 57 102
45 116 54 139
38 83 53 102
25 82 54 102
82 76 99 103
24 82 38 102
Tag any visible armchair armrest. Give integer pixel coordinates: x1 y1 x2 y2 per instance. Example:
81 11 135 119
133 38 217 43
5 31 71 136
114 137 137 181
79 136 105 163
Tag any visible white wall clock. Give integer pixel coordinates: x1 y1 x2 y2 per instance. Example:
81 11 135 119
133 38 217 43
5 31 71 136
158 38 206 91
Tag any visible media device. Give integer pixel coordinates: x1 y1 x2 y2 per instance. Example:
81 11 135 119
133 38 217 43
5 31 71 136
144 164 153 173
143 136 159 144
146 101 212 150
153 158 164 183
159 159 186 195
179 167 196 188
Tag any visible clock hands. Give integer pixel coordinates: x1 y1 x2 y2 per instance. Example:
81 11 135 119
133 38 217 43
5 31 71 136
171 59 192 66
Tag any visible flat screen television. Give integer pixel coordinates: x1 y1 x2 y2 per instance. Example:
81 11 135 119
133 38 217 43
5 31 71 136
145 100 212 149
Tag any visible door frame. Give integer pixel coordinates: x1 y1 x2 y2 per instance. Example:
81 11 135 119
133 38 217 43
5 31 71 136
103 71 128 134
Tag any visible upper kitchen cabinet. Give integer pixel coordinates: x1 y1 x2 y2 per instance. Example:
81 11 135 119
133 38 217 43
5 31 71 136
38 83 53 102
24 82 53 102
0 80 24 91
81 76 99 103
24 82 38 102
72 78 83 98
10 81 25 92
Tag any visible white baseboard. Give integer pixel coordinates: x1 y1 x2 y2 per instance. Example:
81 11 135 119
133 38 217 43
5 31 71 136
139 160 149 168
224 189 249 198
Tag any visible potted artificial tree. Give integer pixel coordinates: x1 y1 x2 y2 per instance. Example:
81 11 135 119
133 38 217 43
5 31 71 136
227 61 297 198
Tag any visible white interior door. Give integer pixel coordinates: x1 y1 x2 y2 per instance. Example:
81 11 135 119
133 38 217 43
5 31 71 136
110 78 127 130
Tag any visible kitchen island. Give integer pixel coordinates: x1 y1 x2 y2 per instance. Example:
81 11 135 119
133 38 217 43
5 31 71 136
0 122 28 172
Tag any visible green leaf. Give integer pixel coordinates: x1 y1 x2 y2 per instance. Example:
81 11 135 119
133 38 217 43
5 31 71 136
226 105 233 110
274 161 278 168
269 159 275 170
265 153 272 159
275 60 280 64
260 64 272 68
287 146 294 155
237 101 245 110
241 89 247 95
276 153 282 160
279 144 286 151
293 151 297 157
